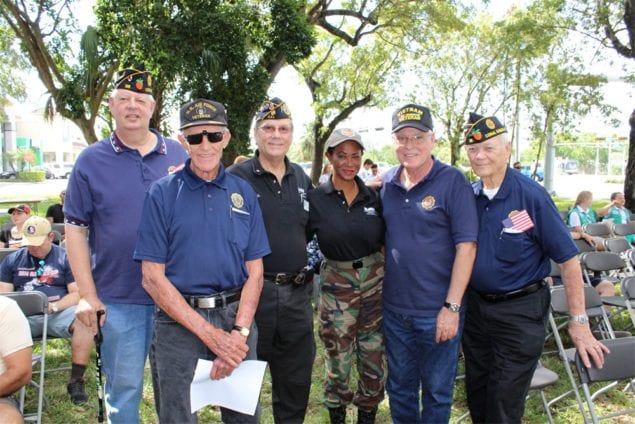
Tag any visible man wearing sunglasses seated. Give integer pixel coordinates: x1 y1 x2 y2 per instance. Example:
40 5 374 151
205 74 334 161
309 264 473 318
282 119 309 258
134 98 270 423
0 216 94 405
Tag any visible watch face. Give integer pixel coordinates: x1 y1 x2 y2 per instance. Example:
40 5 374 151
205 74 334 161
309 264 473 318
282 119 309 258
240 328 250 337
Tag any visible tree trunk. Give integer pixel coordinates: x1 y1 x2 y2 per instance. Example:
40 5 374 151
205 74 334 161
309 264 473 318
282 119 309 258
625 108 635 211
311 119 326 186
76 118 98 145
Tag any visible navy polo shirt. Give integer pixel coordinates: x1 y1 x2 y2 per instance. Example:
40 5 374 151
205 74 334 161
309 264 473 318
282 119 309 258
470 168 578 294
228 151 312 274
0 245 73 301
133 159 271 295
380 159 478 317
64 130 188 304
307 176 384 261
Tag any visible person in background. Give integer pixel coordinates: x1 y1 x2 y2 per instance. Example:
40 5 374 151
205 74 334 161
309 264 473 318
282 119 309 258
365 163 383 190
0 216 94 404
512 161 521 171
380 104 478 424
228 97 315 424
462 112 606 423
0 205 31 248
358 158 374 182
319 163 333 185
567 190 606 250
135 98 270 423
46 190 66 224
308 128 386 424
0 295 32 424
597 192 635 243
64 64 188 423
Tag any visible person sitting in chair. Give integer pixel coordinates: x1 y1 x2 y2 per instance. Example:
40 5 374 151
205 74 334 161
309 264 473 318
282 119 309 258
0 216 93 404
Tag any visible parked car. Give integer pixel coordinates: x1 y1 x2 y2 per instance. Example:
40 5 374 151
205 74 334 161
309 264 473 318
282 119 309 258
33 165 55 179
561 159 579 175
519 165 544 182
50 163 74 179
0 170 16 179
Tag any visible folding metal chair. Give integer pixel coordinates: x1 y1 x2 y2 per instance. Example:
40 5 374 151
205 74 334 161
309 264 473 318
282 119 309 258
574 239 596 253
600 276 635 328
579 251 625 287
583 223 612 238
612 222 635 238
603 237 631 255
574 336 635 423
0 291 48 424
0 247 18 263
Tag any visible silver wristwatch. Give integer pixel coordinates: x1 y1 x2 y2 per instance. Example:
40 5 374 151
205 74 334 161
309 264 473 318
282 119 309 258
444 302 461 313
568 314 589 325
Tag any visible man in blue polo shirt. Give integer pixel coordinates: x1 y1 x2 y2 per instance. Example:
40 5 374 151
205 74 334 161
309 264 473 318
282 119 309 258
134 98 270 423
462 112 607 423
380 104 478 424
64 64 188 423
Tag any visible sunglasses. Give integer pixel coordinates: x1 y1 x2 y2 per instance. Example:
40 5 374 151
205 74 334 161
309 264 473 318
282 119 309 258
185 130 224 145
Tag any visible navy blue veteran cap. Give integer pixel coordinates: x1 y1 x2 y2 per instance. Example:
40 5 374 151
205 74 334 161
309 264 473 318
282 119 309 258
114 63 153 95
180 99 228 130
255 97 292 121
392 104 433 133
464 112 507 145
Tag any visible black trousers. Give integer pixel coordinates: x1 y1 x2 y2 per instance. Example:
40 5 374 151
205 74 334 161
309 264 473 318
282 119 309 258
462 286 550 423
256 280 316 424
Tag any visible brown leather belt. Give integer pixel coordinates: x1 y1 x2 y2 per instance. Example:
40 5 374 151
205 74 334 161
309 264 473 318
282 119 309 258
477 280 546 303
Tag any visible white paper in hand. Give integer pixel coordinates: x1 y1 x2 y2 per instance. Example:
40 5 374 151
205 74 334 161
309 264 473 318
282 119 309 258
190 359 267 416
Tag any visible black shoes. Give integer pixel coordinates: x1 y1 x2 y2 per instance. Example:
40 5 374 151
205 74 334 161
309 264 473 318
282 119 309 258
67 379 88 404
328 406 346 424
357 407 378 424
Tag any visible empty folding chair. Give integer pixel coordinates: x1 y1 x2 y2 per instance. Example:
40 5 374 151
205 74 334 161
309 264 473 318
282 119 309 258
530 363 560 424
579 251 625 287
603 237 631 255
612 222 635 238
0 291 48 424
574 336 635 423
600 276 635 328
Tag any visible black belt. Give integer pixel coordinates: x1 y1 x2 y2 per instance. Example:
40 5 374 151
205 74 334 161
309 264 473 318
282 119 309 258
477 280 546 303
264 270 312 286
182 288 242 309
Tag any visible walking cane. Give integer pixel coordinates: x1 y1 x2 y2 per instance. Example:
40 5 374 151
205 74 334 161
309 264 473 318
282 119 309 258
95 310 105 423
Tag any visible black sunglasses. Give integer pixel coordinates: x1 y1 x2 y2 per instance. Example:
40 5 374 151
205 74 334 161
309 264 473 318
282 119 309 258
185 130 224 145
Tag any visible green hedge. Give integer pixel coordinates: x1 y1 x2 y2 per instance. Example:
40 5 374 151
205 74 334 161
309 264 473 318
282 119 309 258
17 171 46 182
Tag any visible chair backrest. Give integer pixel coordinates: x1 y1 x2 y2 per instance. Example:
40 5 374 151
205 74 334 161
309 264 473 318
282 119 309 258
613 222 635 237
549 259 561 277
604 237 631 254
580 251 625 273
575 336 635 383
574 238 596 253
51 230 62 246
623 276 635 300
583 223 612 237
0 247 18 264
559 210 568 223
0 291 48 316
51 223 65 236
551 285 604 313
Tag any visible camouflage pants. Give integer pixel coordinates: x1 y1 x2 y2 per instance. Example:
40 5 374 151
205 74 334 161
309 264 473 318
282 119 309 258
319 252 386 410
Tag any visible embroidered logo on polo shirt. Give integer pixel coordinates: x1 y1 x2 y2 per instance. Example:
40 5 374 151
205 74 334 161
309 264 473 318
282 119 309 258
364 207 377 216
421 195 435 210
231 193 244 209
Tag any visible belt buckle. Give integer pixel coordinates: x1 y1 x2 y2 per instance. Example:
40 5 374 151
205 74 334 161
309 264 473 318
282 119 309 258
352 260 363 269
274 273 287 284
197 296 218 308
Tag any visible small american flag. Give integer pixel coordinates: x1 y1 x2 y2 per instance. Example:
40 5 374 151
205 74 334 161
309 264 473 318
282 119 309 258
502 210 534 232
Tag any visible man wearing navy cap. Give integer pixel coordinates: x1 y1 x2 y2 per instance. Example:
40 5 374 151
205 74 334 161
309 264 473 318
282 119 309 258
228 97 315 424
463 112 607 423
64 64 188 423
134 98 270 423
380 104 477 423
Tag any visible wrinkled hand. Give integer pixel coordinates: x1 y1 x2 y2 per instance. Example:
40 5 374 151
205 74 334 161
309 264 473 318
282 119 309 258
75 294 106 334
568 323 609 369
208 329 248 373
436 307 459 343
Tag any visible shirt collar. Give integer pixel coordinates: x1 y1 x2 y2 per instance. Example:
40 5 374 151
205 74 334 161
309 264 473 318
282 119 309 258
109 129 167 155
181 158 228 190
322 175 371 199
251 150 292 177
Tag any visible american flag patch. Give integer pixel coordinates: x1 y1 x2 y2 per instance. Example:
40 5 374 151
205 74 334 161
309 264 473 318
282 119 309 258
502 210 534 232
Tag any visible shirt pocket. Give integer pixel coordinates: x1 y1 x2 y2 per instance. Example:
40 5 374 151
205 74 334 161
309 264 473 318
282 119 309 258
495 232 527 263
231 209 250 250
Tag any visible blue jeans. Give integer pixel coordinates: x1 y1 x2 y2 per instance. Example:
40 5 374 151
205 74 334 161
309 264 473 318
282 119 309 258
101 303 154 424
152 301 260 423
383 308 464 424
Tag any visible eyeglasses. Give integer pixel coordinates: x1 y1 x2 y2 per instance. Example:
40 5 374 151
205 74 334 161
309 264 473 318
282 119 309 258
394 133 431 146
185 130 225 145
35 260 45 277
258 125 292 135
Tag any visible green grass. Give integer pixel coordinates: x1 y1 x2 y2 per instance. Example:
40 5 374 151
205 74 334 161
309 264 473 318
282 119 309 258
22 309 635 424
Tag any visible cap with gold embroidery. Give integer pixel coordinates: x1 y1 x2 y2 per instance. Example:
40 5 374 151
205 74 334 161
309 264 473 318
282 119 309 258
179 99 228 130
255 97 292 121
464 112 507 145
114 64 153 95
392 104 433 133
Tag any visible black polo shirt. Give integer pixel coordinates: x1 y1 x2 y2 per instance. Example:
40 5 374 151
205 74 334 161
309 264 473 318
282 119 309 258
228 151 312 274
308 176 384 261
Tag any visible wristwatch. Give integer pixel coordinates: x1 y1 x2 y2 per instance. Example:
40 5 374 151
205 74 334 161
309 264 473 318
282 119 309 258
569 314 589 325
443 302 461 313
51 302 59 313
232 325 250 338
